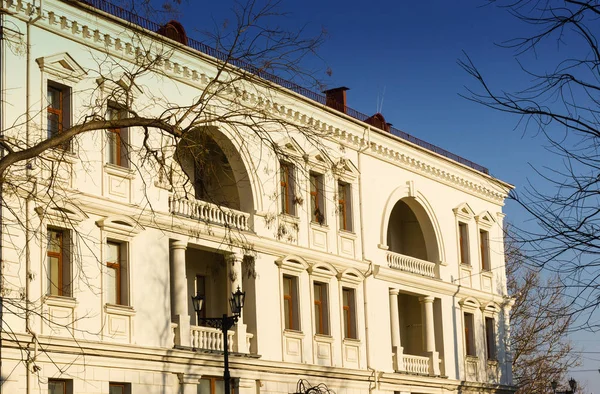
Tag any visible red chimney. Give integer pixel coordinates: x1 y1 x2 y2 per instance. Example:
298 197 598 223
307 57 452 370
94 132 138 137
323 87 349 113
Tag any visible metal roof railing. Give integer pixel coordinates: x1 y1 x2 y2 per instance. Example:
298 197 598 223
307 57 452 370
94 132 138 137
79 0 489 175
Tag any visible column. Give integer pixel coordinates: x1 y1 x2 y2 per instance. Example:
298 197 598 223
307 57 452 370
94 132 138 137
170 240 190 347
419 296 440 376
389 288 404 371
227 253 248 353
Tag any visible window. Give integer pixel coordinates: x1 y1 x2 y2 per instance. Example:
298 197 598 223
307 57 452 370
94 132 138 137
282 275 299 330
459 222 470 265
338 181 352 231
313 282 329 335
106 241 128 305
485 317 497 360
342 287 357 339
464 312 476 356
47 228 71 297
47 82 71 149
106 104 129 167
109 382 131 394
280 162 296 215
310 172 325 224
48 379 72 394
480 230 490 271
198 376 233 394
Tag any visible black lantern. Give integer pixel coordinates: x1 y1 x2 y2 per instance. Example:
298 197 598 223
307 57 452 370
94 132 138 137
191 292 204 316
230 286 245 316
568 378 577 392
551 381 558 391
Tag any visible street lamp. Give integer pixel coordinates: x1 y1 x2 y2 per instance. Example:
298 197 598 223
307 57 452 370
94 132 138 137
551 378 577 394
191 286 245 394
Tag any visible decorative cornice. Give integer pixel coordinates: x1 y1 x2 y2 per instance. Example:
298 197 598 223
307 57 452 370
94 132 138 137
5 0 511 204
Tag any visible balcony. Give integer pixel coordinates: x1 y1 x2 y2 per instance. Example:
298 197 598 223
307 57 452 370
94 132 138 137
386 251 435 277
401 354 430 375
169 195 250 232
190 325 253 353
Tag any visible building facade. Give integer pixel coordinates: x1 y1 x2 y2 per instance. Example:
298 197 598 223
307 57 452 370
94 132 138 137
0 0 515 393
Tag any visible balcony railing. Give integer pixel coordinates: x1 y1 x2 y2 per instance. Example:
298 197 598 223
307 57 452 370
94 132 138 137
402 354 430 375
190 325 254 353
386 251 436 277
169 196 250 232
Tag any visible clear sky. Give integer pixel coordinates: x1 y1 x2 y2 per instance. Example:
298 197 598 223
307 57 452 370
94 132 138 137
165 0 599 390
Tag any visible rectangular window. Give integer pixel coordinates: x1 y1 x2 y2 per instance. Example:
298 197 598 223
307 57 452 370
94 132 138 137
106 241 128 305
480 230 490 271
47 228 71 297
310 172 325 224
464 312 476 356
485 317 497 360
342 287 357 339
313 282 329 335
459 222 470 265
280 162 295 215
47 82 71 150
282 275 299 330
338 181 352 231
106 104 129 167
198 376 233 394
48 379 72 394
109 382 131 394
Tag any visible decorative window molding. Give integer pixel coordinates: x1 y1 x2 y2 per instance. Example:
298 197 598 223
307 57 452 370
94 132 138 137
459 297 481 313
276 137 307 160
36 52 87 83
275 255 308 273
308 262 337 280
333 158 359 182
96 74 143 106
475 211 496 229
453 202 475 221
336 268 364 286
95 215 144 239
35 201 89 225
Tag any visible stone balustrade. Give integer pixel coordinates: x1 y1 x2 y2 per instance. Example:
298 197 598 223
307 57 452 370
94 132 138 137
169 195 250 232
386 251 436 277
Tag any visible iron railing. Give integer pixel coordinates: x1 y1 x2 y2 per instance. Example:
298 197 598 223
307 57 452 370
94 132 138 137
78 0 489 174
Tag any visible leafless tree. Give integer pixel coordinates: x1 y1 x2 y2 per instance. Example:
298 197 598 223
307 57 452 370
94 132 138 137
505 230 580 393
460 0 600 331
0 0 331 386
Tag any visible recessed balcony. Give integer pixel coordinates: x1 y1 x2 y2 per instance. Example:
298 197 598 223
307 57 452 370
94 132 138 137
386 250 435 277
169 195 250 232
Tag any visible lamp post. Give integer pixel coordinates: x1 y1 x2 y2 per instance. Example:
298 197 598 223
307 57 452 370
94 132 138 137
191 286 245 394
551 378 577 394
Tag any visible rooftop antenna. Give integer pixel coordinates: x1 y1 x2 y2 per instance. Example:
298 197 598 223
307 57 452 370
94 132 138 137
376 85 386 113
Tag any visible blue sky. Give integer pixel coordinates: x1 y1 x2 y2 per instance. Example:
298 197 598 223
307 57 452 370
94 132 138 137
166 0 599 389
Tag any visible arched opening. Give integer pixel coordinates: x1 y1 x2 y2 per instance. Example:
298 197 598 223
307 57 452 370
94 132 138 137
386 198 439 263
175 126 253 213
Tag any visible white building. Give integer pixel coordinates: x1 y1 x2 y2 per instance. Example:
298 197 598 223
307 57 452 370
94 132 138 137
0 0 515 393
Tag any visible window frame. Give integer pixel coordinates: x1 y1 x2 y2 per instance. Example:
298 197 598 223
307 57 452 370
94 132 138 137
458 222 470 266
480 229 490 271
280 161 296 216
109 382 131 394
46 81 72 151
309 172 325 224
313 281 329 335
464 312 476 357
106 240 128 306
485 316 497 361
337 181 352 232
282 274 300 331
47 227 72 297
106 103 129 168
342 286 357 339
198 376 234 394
48 379 72 394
